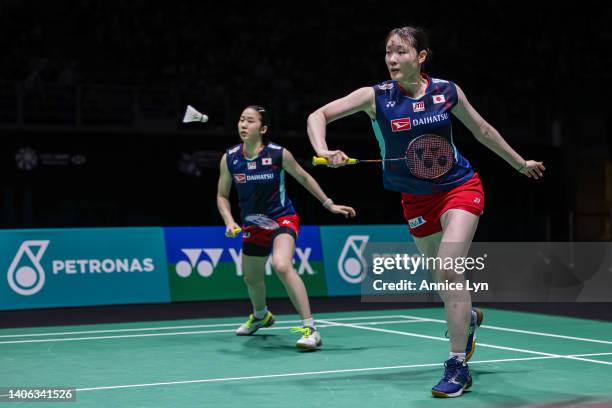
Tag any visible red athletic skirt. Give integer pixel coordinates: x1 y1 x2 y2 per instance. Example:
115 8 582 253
401 173 484 237
242 214 300 256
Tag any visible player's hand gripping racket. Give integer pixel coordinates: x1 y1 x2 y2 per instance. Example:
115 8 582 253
225 225 242 238
313 133 456 179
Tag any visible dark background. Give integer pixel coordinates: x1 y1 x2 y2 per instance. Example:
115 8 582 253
0 0 610 242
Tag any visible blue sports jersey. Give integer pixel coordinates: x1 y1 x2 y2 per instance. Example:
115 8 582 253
371 74 474 194
226 142 296 225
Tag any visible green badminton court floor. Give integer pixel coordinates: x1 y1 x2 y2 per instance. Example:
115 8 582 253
1 308 611 407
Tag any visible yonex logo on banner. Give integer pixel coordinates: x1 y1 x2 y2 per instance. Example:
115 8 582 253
175 248 223 278
7 240 49 296
174 247 315 278
337 235 369 284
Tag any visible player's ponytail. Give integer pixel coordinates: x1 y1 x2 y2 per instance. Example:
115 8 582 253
385 26 432 73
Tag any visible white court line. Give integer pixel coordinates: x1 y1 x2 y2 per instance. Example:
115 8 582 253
400 314 612 346
0 319 423 345
68 352 612 393
318 319 612 366
0 314 412 339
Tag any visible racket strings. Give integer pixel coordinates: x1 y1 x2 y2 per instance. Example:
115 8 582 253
406 134 454 179
244 214 279 230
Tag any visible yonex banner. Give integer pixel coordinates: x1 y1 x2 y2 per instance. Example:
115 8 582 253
0 228 169 310
164 226 326 302
319 225 414 296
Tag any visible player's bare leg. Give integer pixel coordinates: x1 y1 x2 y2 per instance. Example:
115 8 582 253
235 254 275 336
242 254 268 312
272 233 321 349
437 209 479 353
412 209 479 353
271 234 312 320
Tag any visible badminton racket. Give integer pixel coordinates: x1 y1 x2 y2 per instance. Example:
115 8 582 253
313 133 455 179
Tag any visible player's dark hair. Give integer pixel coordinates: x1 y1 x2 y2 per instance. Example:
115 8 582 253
385 26 432 72
246 105 270 144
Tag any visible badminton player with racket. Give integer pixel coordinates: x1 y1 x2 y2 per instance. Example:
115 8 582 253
307 26 545 396
217 105 356 350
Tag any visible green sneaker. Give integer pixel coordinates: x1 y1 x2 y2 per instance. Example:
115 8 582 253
235 311 276 335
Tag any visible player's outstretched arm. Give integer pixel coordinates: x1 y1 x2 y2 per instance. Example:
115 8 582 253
307 87 376 167
452 84 545 179
282 149 356 218
217 154 241 237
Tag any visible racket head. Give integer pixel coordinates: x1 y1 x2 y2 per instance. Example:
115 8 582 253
244 214 279 230
405 133 455 179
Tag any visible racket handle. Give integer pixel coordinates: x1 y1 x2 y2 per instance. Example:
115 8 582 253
226 227 242 238
312 156 358 166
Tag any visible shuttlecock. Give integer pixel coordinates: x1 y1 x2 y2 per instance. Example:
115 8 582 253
183 105 209 123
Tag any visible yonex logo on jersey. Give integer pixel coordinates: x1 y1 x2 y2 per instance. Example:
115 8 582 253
248 162 257 170
234 174 246 183
413 101 425 112
391 118 412 132
378 83 394 90
262 158 272 165
433 95 446 104
386 101 396 108
281 220 291 225
408 216 426 229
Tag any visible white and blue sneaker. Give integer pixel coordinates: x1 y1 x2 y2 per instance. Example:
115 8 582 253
431 357 472 398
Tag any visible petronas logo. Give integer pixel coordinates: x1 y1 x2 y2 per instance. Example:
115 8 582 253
7 241 49 296
337 235 369 284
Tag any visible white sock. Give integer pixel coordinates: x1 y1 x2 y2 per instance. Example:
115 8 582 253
303 318 315 328
450 352 466 364
254 307 268 320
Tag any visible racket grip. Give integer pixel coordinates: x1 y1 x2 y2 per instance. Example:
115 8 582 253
226 227 242 238
312 156 358 166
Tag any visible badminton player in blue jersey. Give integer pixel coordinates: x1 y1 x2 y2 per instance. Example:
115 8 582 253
307 27 545 395
217 105 356 350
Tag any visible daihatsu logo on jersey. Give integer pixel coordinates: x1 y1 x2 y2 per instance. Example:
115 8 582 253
391 118 411 132
246 173 274 181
